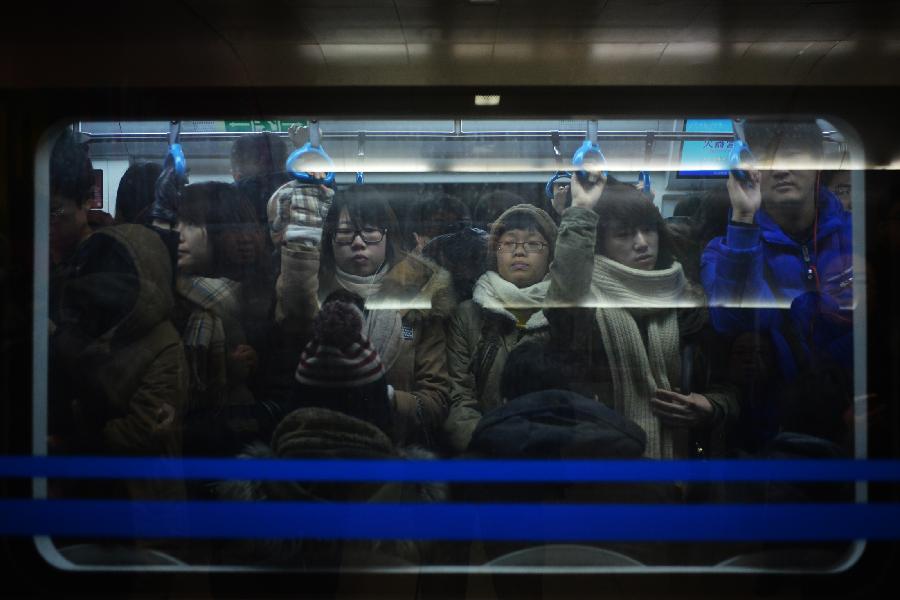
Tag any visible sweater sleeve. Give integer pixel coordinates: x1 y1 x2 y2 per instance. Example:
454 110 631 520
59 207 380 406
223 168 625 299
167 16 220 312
275 243 320 339
547 206 600 305
545 206 603 355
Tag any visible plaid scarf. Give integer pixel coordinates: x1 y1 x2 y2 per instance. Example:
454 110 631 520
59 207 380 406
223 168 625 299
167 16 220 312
176 275 241 409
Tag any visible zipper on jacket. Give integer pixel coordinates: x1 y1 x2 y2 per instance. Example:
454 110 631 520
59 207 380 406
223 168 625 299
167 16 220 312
801 244 815 281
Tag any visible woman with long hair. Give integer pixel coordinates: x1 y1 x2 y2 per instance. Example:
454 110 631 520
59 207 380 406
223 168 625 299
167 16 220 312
173 181 276 456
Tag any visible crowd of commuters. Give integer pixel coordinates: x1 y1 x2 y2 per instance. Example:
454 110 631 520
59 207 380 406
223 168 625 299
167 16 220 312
45 121 855 565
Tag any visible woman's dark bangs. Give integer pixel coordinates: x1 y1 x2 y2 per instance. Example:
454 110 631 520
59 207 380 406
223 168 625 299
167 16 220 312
177 187 210 226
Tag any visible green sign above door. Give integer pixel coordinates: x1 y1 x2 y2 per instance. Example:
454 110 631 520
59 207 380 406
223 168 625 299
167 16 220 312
223 120 308 133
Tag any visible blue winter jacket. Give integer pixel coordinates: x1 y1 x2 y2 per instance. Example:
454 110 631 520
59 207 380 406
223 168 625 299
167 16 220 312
700 188 853 379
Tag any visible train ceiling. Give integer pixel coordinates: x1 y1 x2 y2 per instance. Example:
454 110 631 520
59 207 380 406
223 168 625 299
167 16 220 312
2 0 900 87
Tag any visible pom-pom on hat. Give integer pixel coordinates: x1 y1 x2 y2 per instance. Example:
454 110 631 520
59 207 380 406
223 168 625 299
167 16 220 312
295 300 385 388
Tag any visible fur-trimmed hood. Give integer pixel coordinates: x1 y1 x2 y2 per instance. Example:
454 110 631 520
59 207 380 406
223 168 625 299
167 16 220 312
216 407 448 504
216 440 447 505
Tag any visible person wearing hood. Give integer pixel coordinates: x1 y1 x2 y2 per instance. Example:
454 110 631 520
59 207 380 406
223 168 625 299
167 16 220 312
544 176 738 461
49 224 188 501
48 130 114 326
274 186 456 448
216 298 445 567
443 204 559 454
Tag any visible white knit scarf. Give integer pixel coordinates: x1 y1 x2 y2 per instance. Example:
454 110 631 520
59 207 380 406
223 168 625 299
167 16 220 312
471 270 550 329
333 262 402 372
590 256 697 459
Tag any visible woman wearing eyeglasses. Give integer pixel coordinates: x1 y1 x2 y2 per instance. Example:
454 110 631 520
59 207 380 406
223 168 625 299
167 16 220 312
443 204 558 454
275 186 456 447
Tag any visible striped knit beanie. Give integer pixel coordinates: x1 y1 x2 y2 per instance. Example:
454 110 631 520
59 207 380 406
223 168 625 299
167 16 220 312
295 300 385 387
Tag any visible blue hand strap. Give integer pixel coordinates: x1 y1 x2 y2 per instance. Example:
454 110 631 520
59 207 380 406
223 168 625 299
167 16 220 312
167 121 186 178
544 171 572 199
169 143 186 178
572 140 607 182
729 139 755 183
637 171 651 193
286 143 336 187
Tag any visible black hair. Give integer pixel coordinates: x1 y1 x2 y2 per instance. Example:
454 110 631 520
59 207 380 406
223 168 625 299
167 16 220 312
472 190 525 230
408 193 471 240
594 179 677 269
742 120 824 161
320 185 403 277
114 162 163 224
50 129 94 205
177 181 262 279
230 132 289 178
672 195 701 218
499 340 571 401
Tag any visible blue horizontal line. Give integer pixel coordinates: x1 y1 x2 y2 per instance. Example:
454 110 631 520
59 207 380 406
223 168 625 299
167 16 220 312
1 456 899 483
1 500 899 541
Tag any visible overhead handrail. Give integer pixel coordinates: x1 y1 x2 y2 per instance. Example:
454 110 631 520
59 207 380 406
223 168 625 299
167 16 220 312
286 120 336 187
79 130 741 143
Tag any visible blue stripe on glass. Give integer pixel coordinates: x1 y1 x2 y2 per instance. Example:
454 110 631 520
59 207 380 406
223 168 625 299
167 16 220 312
1 500 899 541
2 456 900 483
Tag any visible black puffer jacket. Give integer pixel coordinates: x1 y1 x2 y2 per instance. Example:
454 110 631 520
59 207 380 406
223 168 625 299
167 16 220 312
467 388 646 459
455 389 679 566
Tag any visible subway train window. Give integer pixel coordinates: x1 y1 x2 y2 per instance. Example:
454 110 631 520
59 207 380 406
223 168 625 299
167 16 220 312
12 114 877 576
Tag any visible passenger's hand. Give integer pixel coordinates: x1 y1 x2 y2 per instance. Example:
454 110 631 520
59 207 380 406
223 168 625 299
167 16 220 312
230 344 258 379
149 152 188 227
288 123 307 148
551 182 570 215
650 388 713 428
726 169 762 224
152 403 176 434
569 170 606 211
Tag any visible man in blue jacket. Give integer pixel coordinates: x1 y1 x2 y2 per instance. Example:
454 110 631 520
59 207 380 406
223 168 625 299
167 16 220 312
701 121 853 381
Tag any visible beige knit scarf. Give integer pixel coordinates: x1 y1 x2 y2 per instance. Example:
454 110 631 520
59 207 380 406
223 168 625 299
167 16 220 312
471 270 550 329
334 262 403 372
590 256 697 459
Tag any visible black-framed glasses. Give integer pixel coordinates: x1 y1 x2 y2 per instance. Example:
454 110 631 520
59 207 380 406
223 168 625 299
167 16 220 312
333 227 387 245
497 240 547 254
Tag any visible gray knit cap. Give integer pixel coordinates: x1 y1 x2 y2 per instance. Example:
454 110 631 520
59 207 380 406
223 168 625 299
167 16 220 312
487 204 559 271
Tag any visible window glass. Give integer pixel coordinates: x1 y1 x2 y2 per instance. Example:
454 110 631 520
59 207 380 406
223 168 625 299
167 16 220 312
34 117 865 573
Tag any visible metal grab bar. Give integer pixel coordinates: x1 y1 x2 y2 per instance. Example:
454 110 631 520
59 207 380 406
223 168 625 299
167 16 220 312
78 130 741 143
